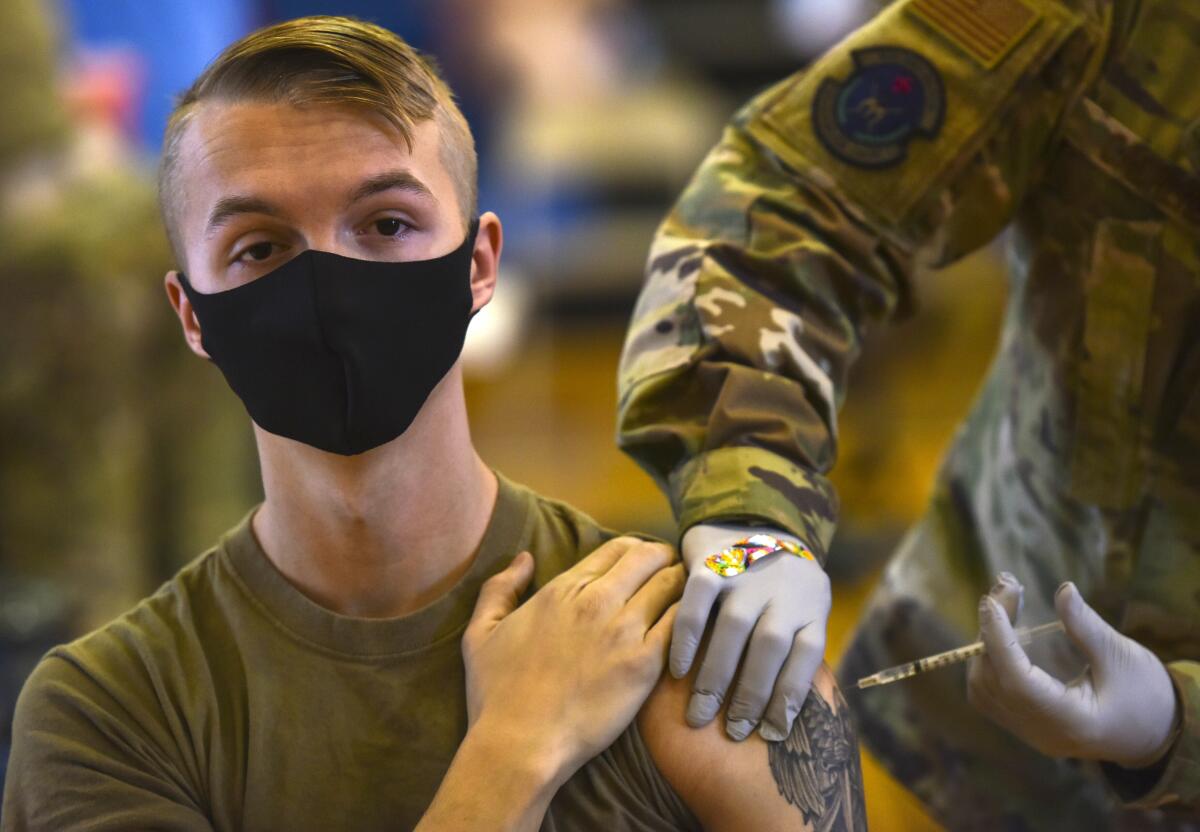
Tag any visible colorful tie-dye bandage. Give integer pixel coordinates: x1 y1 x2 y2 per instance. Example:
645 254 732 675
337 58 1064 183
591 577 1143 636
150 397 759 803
703 533 816 577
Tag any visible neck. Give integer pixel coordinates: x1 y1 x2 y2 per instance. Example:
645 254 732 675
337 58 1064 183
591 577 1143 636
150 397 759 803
250 371 498 619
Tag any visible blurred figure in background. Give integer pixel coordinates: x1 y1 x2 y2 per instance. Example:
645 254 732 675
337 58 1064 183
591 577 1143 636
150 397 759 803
0 0 75 791
446 0 726 316
0 0 259 786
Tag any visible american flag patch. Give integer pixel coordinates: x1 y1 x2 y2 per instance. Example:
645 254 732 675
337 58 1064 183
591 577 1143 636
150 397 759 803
908 0 1042 69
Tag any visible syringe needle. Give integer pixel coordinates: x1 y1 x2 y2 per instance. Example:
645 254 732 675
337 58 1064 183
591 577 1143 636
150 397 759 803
856 620 1064 689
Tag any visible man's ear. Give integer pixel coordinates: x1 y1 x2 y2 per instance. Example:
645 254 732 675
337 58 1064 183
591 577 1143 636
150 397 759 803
163 271 211 360
469 212 503 314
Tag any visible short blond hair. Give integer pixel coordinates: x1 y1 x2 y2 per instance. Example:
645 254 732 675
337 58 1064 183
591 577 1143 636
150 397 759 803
158 15 476 264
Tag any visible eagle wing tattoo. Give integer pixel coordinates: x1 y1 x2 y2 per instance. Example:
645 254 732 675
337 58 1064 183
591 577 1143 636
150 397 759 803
767 688 867 831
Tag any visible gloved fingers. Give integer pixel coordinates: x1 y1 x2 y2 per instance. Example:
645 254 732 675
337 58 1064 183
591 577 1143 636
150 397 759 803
968 674 1047 746
723 609 798 741
978 595 1033 678
975 670 1093 759
978 595 1068 710
968 573 1023 689
669 569 723 678
759 622 826 742
968 640 1027 719
1054 582 1116 678
989 572 1024 623
687 600 759 728
968 670 1017 723
967 641 1004 698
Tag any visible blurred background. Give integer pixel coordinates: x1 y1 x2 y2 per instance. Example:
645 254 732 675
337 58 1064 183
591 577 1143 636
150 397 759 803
0 0 1009 827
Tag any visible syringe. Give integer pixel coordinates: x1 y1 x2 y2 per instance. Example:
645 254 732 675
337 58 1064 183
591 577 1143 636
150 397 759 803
856 620 1065 689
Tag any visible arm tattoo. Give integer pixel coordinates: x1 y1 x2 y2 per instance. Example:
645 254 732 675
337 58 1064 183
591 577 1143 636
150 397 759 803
767 686 867 831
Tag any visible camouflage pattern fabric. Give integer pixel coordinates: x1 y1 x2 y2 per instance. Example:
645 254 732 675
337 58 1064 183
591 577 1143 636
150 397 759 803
616 0 1200 827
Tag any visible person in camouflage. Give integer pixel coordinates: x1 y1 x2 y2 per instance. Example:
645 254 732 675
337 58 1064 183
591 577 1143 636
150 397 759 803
0 0 261 794
0 1 261 632
617 0 1200 827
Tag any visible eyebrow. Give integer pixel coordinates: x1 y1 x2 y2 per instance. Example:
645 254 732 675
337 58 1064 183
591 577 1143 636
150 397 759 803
205 195 282 237
203 170 436 239
345 170 436 207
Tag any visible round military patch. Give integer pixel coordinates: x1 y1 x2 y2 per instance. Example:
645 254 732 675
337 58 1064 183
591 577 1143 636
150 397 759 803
812 46 945 169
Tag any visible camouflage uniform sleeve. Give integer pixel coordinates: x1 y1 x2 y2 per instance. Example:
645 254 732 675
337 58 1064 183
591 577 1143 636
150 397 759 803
1101 661 1200 810
616 0 1111 561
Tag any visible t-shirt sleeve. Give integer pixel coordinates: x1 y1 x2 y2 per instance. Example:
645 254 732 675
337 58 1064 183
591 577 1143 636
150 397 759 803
544 722 702 832
1 651 211 832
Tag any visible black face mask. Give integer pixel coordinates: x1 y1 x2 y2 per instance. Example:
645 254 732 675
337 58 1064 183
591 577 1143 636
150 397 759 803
177 220 479 456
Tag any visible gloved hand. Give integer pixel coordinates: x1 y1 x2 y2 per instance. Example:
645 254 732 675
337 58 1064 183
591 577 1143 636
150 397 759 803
674 522 831 742
967 573 1180 769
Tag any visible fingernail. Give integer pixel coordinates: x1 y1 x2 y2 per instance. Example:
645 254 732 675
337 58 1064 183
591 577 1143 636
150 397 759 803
687 693 721 726
758 721 787 742
991 573 1017 595
1056 581 1073 597
725 718 754 741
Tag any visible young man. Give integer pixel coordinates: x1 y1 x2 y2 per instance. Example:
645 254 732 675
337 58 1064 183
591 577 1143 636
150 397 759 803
1 16 864 831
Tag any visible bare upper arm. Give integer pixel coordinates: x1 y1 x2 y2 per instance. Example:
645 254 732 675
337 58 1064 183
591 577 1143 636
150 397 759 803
636 660 865 831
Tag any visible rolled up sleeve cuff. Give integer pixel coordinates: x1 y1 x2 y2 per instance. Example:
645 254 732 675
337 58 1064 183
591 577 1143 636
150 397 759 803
669 446 838 567
1102 661 1200 810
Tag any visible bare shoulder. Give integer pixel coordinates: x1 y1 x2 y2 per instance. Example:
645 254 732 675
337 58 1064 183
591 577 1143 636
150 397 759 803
637 662 866 831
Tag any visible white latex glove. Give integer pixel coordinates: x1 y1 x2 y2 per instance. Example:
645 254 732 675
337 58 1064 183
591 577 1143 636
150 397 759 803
967 573 1180 769
674 522 831 742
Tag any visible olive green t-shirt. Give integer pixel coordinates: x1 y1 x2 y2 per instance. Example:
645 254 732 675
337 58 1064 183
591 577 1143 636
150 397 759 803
1 474 700 831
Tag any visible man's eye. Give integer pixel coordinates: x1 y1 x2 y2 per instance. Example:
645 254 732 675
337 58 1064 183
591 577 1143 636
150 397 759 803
237 242 276 262
373 218 407 237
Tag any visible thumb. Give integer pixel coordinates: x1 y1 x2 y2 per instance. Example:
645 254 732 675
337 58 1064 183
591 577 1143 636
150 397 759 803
1055 582 1115 673
470 551 535 632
